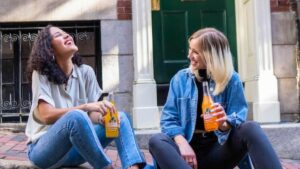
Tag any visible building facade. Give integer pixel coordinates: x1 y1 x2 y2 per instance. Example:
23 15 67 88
0 0 298 131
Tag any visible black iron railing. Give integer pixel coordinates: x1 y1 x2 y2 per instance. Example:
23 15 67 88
0 21 102 123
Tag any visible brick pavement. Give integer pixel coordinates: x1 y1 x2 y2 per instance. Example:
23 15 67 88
0 130 299 169
0 130 153 169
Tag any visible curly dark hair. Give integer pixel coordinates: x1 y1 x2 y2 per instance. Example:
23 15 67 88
26 25 82 84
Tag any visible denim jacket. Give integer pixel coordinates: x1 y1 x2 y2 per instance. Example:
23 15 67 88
160 68 248 145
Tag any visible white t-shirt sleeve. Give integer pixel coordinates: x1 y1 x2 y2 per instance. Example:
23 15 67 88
31 71 55 114
83 65 102 102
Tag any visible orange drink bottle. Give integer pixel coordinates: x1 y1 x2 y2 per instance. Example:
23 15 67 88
202 81 218 132
104 93 119 138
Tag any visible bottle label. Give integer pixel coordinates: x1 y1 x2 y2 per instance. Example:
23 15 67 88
105 110 119 138
203 113 213 119
204 108 211 114
107 117 118 127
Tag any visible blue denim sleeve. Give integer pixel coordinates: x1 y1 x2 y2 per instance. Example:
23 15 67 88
215 73 248 145
226 74 248 127
215 129 231 145
160 77 185 138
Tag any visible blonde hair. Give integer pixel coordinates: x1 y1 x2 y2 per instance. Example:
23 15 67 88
189 28 234 95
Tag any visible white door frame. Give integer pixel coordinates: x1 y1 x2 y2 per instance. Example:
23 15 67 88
131 0 280 131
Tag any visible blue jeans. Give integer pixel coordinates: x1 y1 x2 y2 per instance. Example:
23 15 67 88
27 110 146 169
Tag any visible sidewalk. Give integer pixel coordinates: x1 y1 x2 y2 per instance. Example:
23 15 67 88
0 130 300 169
0 130 152 169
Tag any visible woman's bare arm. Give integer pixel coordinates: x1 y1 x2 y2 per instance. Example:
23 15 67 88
36 99 115 124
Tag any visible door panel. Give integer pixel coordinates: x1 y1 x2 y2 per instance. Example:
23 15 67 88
158 11 189 83
152 0 236 84
162 11 187 60
201 10 226 32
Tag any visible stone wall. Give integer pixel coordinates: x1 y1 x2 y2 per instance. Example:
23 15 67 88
101 20 134 114
271 5 300 121
0 0 135 116
0 0 117 21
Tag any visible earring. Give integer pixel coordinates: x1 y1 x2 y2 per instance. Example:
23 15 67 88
52 55 55 61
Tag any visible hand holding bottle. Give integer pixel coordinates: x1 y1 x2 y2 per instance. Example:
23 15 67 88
211 103 231 132
104 93 120 138
83 100 116 116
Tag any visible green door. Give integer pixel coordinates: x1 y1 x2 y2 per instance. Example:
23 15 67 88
152 0 237 84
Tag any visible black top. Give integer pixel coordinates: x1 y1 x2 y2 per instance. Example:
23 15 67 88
194 69 207 131
191 70 217 146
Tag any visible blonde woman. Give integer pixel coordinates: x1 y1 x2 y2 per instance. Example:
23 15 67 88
149 28 282 169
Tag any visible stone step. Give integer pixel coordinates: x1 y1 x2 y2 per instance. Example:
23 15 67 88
1 122 300 160
261 123 300 160
135 123 300 160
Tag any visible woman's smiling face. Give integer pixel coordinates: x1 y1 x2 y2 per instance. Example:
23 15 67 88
50 27 78 58
188 38 206 70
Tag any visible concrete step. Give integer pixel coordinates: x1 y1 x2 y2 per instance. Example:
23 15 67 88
0 157 108 169
135 123 300 160
261 123 300 160
1 122 300 160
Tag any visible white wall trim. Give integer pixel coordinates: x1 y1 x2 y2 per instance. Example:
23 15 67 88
132 0 159 129
235 0 280 122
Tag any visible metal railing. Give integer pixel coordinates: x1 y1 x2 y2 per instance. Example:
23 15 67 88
0 21 102 123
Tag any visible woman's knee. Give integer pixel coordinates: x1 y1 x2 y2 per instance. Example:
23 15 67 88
239 121 263 139
149 133 170 150
240 121 261 131
64 109 89 122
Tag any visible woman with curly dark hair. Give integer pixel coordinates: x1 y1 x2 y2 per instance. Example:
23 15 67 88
25 25 149 169
26 26 83 85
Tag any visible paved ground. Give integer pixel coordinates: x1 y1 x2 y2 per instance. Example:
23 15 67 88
0 130 300 169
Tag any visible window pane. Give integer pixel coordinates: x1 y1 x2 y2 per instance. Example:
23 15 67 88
76 31 96 70
2 39 14 59
77 32 95 56
21 59 29 83
21 31 38 59
82 57 95 69
21 84 31 113
2 59 14 83
2 85 18 113
2 31 18 59
21 39 31 59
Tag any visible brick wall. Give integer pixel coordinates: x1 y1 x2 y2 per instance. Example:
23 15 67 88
117 0 132 20
117 0 291 19
271 0 290 12
117 0 291 18
118 0 290 18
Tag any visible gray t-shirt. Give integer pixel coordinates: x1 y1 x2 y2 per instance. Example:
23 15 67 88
25 64 102 143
